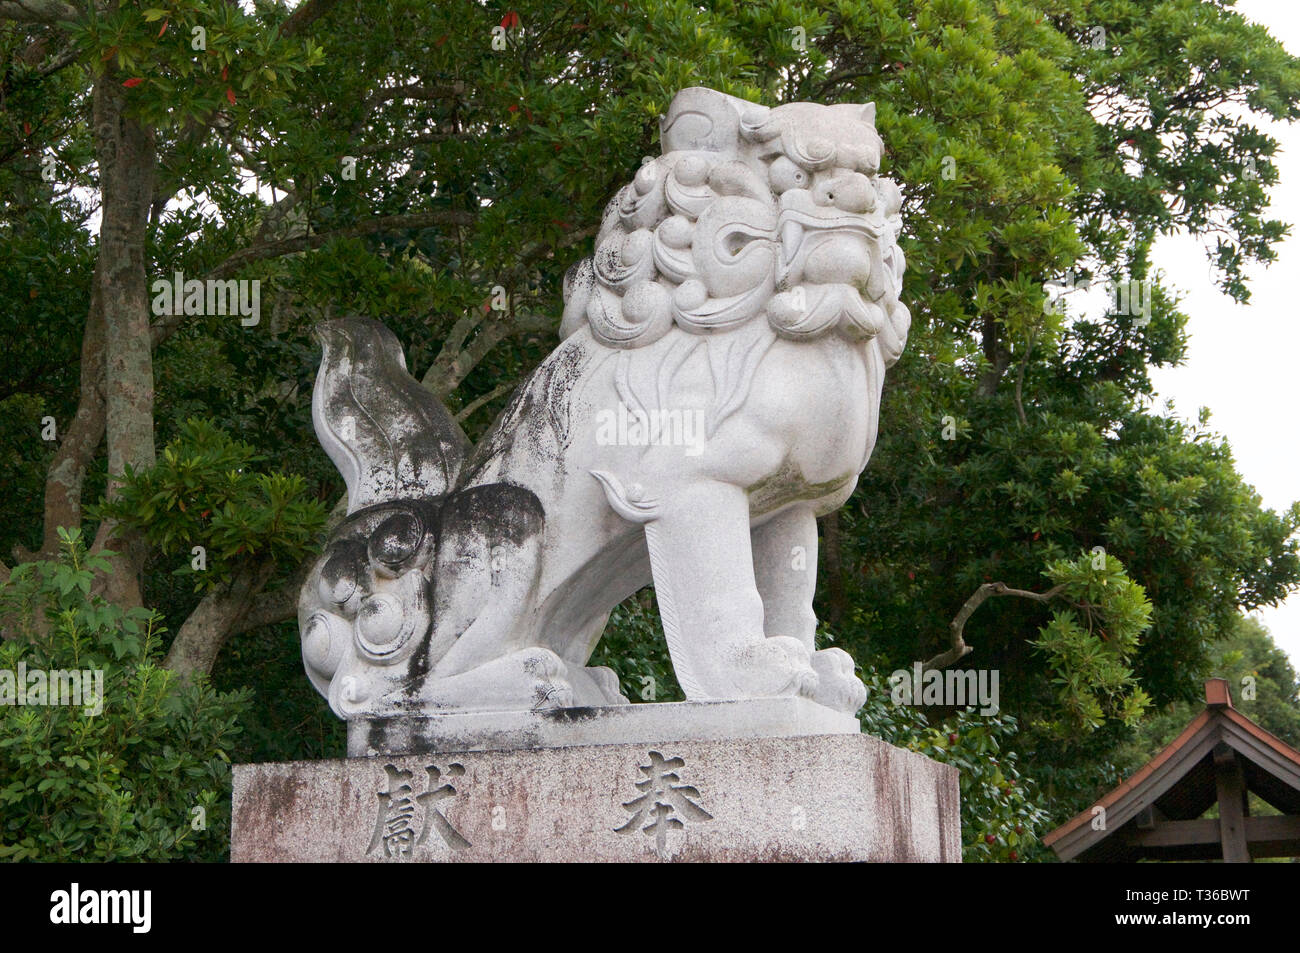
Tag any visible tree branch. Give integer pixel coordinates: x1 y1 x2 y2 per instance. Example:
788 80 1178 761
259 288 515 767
454 380 516 422
923 581 1069 671
277 0 343 38
203 208 476 280
0 0 78 23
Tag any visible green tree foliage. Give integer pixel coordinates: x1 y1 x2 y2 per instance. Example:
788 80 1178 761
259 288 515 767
0 530 246 860
94 418 327 591
1032 552 1154 733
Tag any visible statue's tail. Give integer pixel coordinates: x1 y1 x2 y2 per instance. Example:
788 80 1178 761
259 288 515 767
312 318 469 513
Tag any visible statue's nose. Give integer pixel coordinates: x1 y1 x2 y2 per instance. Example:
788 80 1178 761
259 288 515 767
813 172 874 214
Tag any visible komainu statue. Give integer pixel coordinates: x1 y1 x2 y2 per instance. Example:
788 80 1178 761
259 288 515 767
298 87 911 725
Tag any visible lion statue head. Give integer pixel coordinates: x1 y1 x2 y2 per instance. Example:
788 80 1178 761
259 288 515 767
559 87 910 369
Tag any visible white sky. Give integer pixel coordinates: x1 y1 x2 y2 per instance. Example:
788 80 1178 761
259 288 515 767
1148 0 1300 664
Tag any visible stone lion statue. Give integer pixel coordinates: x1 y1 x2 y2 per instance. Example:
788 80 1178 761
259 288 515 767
298 87 910 724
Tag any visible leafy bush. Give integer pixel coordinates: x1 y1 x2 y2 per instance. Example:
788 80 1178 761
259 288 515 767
0 529 247 861
93 417 328 592
859 671 1051 862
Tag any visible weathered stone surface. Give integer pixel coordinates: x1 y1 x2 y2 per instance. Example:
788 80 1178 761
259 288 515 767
295 86 913 726
348 697 859 757
232 733 959 863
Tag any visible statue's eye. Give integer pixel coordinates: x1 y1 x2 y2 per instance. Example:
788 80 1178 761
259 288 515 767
368 511 424 573
769 156 808 194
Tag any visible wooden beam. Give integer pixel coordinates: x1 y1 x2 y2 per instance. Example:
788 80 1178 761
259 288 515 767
1121 814 1300 853
1123 817 1217 848
1134 804 1166 830
1214 743 1251 863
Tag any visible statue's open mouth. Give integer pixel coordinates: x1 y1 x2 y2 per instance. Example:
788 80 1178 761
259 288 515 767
777 210 882 266
777 206 889 302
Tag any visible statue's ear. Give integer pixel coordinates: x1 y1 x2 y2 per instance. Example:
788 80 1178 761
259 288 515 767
660 87 764 155
859 102 877 126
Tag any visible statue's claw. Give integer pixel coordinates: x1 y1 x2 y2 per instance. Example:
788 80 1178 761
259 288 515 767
809 647 867 713
730 635 819 700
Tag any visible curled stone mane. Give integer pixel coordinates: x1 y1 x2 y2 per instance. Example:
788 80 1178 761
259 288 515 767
557 87 911 378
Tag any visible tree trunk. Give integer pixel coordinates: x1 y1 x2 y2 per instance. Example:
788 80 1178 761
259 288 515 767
34 283 107 558
88 76 158 610
977 310 1009 397
164 562 276 679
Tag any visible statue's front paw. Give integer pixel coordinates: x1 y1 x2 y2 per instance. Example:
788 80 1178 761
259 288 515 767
809 647 867 713
521 648 574 711
729 636 819 700
414 647 573 713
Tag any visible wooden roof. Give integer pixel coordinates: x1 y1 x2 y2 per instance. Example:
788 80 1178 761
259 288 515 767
1044 678 1300 862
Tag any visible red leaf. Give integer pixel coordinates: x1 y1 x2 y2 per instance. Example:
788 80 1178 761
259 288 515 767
22 122 31 135
226 87 236 105
507 104 519 113
501 10 520 29
158 19 168 37
122 77 144 88
101 45 117 61
221 65 229 81
435 34 448 46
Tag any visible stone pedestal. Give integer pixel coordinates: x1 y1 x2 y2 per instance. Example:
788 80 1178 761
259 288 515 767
231 703 960 863
347 697 860 757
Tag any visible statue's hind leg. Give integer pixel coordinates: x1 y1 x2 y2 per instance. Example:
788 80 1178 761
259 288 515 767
751 505 866 713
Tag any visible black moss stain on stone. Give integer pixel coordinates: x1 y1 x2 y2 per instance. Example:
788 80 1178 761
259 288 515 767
541 705 600 722
312 497 448 692
460 336 592 486
315 317 469 499
366 717 387 756
313 485 546 707
439 483 545 549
